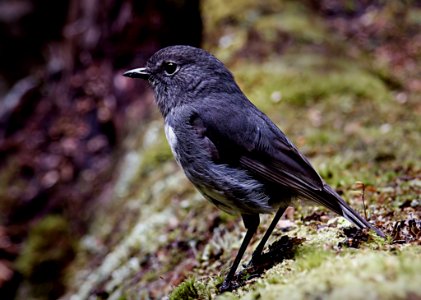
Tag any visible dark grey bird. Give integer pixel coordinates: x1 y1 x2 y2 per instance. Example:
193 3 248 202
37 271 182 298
123 45 385 292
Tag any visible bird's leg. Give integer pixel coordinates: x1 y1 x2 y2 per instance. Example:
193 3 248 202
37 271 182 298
219 214 260 293
248 206 287 266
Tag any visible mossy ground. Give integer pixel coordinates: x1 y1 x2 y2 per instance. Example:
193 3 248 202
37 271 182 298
15 215 76 299
66 1 420 299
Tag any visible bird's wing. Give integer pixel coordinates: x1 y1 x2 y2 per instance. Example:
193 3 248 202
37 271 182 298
191 98 385 237
193 97 324 194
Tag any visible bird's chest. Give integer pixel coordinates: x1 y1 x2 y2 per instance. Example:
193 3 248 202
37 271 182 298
164 123 181 165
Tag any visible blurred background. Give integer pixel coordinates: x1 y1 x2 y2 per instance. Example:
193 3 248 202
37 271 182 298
0 0 419 299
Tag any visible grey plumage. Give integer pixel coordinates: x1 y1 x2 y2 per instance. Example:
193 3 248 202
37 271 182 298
124 45 384 292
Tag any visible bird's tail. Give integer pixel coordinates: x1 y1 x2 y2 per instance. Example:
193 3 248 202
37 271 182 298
302 184 385 238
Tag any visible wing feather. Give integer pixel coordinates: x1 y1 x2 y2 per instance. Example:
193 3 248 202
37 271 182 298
191 97 384 237
195 100 323 193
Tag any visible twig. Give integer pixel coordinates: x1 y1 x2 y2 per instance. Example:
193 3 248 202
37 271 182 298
355 181 368 220
361 182 367 220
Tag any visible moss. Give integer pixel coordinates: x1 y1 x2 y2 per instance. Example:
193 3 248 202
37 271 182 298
15 215 76 299
169 277 211 300
294 245 333 272
408 7 421 25
138 129 173 177
233 58 391 110
0 158 26 222
113 121 174 201
202 0 285 32
240 248 421 300
253 9 328 45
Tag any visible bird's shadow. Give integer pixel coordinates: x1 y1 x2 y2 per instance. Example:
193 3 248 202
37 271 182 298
218 235 305 293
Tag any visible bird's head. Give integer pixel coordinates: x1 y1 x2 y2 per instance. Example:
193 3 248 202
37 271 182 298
123 45 239 117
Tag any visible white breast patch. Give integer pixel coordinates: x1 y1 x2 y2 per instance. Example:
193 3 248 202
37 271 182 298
164 124 178 161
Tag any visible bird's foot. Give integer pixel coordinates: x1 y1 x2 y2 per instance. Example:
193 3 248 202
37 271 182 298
218 279 238 293
245 253 262 268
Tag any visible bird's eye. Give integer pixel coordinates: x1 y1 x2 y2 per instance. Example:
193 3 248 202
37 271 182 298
163 62 178 75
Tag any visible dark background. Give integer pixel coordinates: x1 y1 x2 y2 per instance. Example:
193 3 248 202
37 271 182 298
0 1 202 298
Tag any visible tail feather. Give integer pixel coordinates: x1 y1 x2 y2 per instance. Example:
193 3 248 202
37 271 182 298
302 184 385 238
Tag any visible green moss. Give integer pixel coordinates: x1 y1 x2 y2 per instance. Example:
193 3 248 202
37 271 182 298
254 10 328 45
316 157 355 188
294 245 333 271
202 0 332 62
242 248 421 300
169 277 211 300
141 269 160 283
408 7 421 25
233 58 391 110
138 130 173 176
15 215 76 299
202 0 285 31
0 158 26 222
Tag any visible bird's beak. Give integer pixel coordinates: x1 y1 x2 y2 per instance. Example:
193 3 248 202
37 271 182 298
123 67 151 80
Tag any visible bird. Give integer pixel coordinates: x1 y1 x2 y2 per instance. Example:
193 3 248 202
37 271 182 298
123 45 385 292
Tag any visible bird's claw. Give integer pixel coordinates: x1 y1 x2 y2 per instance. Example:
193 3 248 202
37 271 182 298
246 254 262 268
218 281 232 293
218 280 238 293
